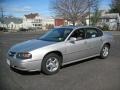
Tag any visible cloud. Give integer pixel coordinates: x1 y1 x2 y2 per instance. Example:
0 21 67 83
23 6 31 10
5 6 32 13
12 6 32 13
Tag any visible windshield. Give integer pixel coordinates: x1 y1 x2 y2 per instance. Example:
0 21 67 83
38 28 73 42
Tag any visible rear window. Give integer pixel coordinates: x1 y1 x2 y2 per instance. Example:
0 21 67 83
96 29 103 37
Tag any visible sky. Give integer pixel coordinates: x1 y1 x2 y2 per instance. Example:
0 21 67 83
0 0 112 17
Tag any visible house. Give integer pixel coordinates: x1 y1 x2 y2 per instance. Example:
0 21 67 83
23 13 42 29
86 11 120 30
0 16 23 31
100 13 120 30
54 17 74 27
54 13 89 27
55 18 65 27
0 13 55 31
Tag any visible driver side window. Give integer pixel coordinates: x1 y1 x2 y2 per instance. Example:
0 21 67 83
70 29 85 40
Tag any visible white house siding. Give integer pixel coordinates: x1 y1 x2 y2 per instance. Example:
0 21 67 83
23 18 33 29
22 15 43 29
108 19 118 30
7 22 22 30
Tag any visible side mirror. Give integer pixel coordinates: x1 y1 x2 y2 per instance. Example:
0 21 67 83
69 37 77 43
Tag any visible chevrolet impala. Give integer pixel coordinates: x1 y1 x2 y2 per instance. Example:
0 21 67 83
7 26 113 75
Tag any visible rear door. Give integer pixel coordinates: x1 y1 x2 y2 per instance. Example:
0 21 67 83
84 28 103 56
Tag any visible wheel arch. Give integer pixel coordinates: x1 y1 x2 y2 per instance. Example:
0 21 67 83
100 42 111 53
43 50 63 65
103 42 111 48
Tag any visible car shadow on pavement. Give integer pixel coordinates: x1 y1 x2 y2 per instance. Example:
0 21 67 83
10 67 41 75
62 56 99 68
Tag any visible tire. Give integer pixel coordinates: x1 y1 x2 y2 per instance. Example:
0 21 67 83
41 53 61 75
100 44 110 59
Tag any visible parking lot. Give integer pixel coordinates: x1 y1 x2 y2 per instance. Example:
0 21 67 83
0 31 120 90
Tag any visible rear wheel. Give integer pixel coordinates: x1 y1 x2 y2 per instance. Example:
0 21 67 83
41 53 61 75
100 44 110 59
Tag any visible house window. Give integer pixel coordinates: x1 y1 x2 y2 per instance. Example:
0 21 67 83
34 24 36 26
38 24 42 26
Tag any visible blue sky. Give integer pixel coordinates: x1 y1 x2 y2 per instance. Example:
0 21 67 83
1 0 111 17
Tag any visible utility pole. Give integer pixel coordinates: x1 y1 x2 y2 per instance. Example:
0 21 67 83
0 7 5 31
88 0 91 26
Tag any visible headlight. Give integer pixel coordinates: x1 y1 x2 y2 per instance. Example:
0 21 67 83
16 52 32 59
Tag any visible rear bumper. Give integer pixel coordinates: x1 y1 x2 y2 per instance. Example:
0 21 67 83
6 58 42 71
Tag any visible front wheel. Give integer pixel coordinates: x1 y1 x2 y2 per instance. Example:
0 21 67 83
100 44 110 59
41 53 61 75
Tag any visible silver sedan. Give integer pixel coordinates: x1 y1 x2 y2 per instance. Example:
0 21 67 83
7 26 113 75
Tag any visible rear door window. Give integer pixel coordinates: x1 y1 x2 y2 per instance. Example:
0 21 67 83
85 28 98 39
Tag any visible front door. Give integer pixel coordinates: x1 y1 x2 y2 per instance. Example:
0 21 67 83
64 28 88 63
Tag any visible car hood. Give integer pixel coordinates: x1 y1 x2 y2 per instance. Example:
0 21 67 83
10 39 56 52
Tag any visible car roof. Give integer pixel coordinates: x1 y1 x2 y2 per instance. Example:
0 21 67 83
58 26 98 30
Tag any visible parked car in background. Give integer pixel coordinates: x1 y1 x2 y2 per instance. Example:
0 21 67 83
7 26 113 75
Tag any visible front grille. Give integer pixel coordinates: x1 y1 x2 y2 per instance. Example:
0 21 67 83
8 51 16 57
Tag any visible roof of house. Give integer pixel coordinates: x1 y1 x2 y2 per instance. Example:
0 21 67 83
24 13 39 19
85 11 120 19
101 13 120 19
0 16 23 24
54 15 64 19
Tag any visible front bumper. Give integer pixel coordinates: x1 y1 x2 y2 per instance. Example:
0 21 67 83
7 57 42 71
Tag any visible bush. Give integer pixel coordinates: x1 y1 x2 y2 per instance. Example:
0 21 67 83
97 24 109 31
19 28 29 31
0 27 8 32
102 24 109 31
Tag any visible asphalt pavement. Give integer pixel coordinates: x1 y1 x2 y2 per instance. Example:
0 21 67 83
0 31 120 90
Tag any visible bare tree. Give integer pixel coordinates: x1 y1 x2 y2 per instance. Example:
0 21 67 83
51 0 98 26
0 6 6 31
109 0 120 15
0 5 5 23
90 0 101 26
